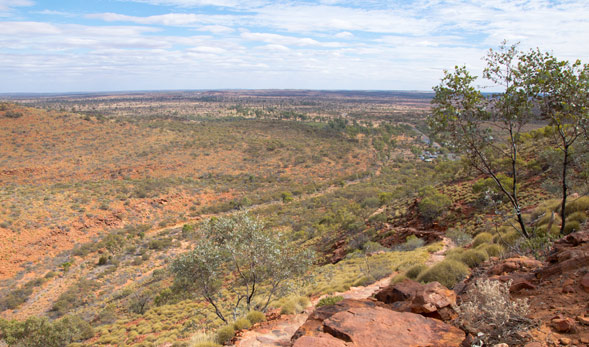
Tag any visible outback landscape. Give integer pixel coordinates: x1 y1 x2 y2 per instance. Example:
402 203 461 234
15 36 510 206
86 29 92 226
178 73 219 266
0 1 589 346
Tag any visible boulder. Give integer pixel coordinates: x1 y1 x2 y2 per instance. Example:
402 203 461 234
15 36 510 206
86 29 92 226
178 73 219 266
292 333 350 347
551 317 577 333
291 299 386 341
320 306 465 347
581 273 589 292
489 257 542 276
374 279 457 321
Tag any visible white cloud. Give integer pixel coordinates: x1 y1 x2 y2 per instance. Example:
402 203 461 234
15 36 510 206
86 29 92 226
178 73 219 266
86 12 238 27
334 31 354 39
0 0 33 12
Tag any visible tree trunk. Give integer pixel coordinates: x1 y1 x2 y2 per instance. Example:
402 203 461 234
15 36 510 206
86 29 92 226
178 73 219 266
559 144 569 235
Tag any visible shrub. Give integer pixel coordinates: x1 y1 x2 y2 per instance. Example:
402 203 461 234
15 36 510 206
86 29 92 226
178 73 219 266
353 275 375 287
566 211 587 224
280 301 299 315
396 235 425 251
418 190 452 223
477 243 504 257
456 249 488 268
390 274 409 284
5 111 23 118
456 279 531 345
564 196 589 216
405 264 428 279
446 229 472 246
472 232 493 248
416 259 469 289
232 318 252 331
563 220 581 235
246 311 266 324
97 255 108 265
214 325 235 345
0 287 33 310
493 230 520 245
316 296 344 307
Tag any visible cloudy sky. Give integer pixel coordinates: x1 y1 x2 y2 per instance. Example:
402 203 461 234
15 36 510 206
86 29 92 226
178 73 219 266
1 0 587 93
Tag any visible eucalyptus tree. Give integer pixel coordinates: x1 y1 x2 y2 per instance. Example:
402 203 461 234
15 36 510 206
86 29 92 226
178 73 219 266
429 43 535 238
520 50 589 234
171 212 313 323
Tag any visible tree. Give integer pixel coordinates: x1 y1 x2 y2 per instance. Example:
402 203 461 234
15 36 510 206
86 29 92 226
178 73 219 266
429 43 535 238
518 50 589 234
171 212 313 323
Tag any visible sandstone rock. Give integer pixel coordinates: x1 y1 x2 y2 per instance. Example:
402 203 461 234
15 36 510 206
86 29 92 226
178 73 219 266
524 342 543 347
321 306 465 347
510 279 537 293
581 273 589 292
552 317 577 333
559 337 571 345
577 315 589 325
410 281 457 321
292 333 350 347
291 299 385 341
490 257 542 275
493 344 509 347
374 278 421 303
562 285 575 293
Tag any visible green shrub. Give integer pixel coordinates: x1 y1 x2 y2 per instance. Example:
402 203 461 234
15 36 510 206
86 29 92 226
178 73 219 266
405 264 428 279
214 325 235 345
446 229 472 246
566 211 587 224
0 287 33 310
353 275 375 287
563 220 581 235
193 343 221 347
390 274 409 284
444 247 465 258
280 301 298 315
396 235 425 251
564 196 589 216
316 296 344 307
232 318 252 331
418 189 452 223
246 311 266 324
493 230 521 245
456 249 489 268
478 243 504 257
417 259 469 289
296 296 311 309
472 232 493 248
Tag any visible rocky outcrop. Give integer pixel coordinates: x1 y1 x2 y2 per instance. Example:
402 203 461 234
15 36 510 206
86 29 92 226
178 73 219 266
374 279 457 321
538 230 589 279
291 299 464 347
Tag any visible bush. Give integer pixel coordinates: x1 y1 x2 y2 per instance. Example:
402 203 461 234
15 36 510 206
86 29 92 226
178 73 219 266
405 264 428 279
446 229 472 246
477 243 504 257
567 211 587 224
232 318 252 331
416 259 469 289
563 220 581 235
214 325 235 345
396 235 425 251
455 249 488 268
418 189 452 223
564 196 589 216
316 296 344 307
493 229 520 245
0 315 93 347
353 275 375 287
5 111 23 118
456 279 531 345
0 287 33 310
472 232 493 248
390 274 409 284
246 311 266 324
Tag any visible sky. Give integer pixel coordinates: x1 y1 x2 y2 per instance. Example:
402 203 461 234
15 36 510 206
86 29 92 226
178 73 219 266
0 0 588 93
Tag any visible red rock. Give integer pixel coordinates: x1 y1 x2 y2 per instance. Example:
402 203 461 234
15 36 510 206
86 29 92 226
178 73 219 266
581 273 589 292
524 342 543 347
410 282 457 320
293 333 350 347
510 279 537 293
552 317 577 333
489 256 542 275
562 285 575 293
321 306 465 347
577 315 589 325
374 278 422 304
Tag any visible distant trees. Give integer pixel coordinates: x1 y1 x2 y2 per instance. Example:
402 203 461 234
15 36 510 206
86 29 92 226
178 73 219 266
429 42 588 238
171 212 313 323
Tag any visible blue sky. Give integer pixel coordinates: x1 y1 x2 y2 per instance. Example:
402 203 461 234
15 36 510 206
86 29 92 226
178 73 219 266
0 0 588 93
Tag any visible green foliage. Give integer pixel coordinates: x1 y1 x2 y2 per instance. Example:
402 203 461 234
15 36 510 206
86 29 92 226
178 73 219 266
0 287 33 310
563 220 581 235
232 317 252 331
418 186 452 223
396 235 425 251
446 229 472 246
566 211 587 224
281 191 294 203
181 223 196 238
390 274 410 284
405 264 428 279
246 311 266 324
171 212 313 323
4 111 23 118
0 315 93 347
472 232 493 248
453 249 489 268
472 174 515 204
564 196 589 216
316 296 344 307
417 259 469 289
214 325 235 345
477 243 504 257
51 279 99 317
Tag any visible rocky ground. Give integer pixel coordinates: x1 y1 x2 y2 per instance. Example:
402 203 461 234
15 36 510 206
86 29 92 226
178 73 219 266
231 229 589 347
